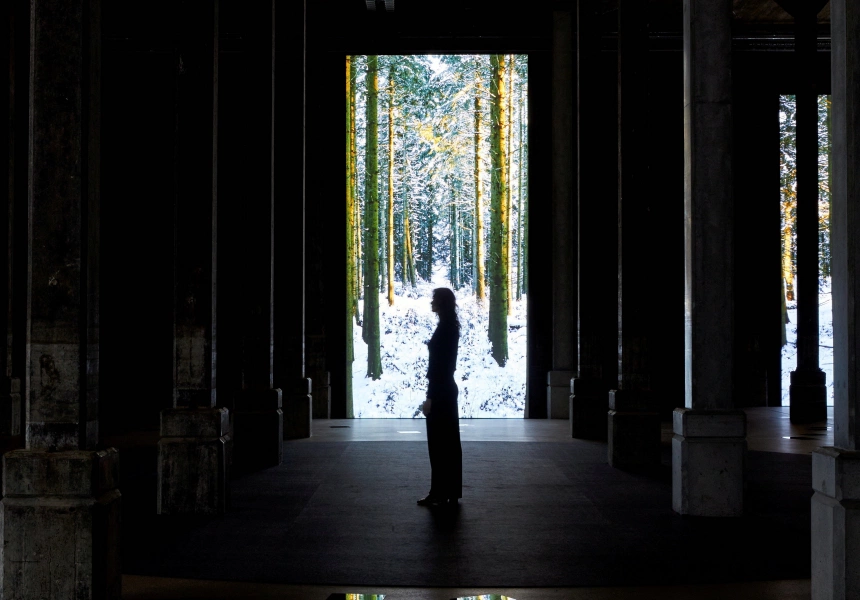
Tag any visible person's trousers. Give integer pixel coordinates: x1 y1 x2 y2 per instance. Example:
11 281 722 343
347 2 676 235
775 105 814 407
426 411 463 499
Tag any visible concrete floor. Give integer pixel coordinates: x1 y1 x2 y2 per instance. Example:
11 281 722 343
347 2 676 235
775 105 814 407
122 406 831 600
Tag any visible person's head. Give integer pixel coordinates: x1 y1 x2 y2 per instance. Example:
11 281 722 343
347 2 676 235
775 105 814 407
431 287 460 329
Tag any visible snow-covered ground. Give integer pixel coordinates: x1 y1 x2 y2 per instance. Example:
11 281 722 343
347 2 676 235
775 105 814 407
352 269 834 415
352 269 527 418
781 276 834 406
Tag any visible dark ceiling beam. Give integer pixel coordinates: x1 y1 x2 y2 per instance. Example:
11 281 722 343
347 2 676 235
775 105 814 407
771 0 829 18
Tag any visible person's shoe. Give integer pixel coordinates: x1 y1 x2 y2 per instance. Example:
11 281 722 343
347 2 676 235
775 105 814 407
417 495 442 506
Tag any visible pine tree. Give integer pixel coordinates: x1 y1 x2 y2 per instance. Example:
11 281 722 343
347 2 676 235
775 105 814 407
488 54 509 366
363 55 383 379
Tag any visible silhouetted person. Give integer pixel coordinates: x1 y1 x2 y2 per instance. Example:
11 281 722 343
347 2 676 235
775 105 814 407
418 287 463 507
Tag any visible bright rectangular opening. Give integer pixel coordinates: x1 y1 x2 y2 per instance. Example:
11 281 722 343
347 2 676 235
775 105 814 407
345 54 529 418
779 93 834 406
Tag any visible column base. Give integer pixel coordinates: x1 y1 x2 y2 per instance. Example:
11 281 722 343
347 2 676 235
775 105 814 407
672 408 746 516
312 371 331 419
607 389 660 468
158 407 230 515
233 388 283 472
811 447 860 600
570 377 608 440
284 377 312 439
1 448 121 599
789 368 827 424
547 370 573 419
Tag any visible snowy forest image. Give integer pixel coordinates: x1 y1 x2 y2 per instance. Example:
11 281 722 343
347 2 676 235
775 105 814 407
346 54 528 418
779 93 834 406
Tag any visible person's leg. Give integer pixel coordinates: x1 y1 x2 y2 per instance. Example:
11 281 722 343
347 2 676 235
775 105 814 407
419 416 442 504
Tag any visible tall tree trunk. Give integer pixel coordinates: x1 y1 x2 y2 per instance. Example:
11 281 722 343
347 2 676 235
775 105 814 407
450 178 459 288
474 60 487 303
506 54 514 314
363 55 383 379
523 133 529 296
517 71 525 300
351 57 361 324
346 55 355 417
426 213 434 281
387 65 395 305
405 202 417 287
488 54 510 366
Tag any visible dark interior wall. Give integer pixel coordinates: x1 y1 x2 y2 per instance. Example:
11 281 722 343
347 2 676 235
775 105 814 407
307 2 557 418
526 51 553 417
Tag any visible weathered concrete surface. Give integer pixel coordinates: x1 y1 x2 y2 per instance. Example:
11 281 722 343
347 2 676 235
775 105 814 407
677 0 745 517
607 390 660 468
811 447 860 600
233 388 283 471
1 448 121 600
27 0 102 452
813 1 860 596
158 408 230 515
547 370 573 420
548 9 577 417
672 408 746 516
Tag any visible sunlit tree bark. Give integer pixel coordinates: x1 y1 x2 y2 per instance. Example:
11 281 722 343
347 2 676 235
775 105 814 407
346 55 355 417
473 60 487 303
387 64 396 306
488 54 509 366
506 54 514 315
516 68 525 300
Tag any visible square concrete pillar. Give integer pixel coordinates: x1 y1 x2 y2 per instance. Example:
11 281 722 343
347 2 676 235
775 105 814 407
158 407 230 515
789 368 828 423
284 377 312 439
608 389 660 468
233 388 283 471
672 408 746 516
1 448 121 599
811 447 860 600
547 370 573 419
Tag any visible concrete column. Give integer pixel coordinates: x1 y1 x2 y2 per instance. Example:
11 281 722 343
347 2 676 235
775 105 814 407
0 0 28 455
789 5 828 424
273 0 312 433
608 0 660 468
811 1 860 596
218 0 283 472
674 0 746 516
547 8 577 420
0 0 121 597
158 0 230 515
570 0 616 440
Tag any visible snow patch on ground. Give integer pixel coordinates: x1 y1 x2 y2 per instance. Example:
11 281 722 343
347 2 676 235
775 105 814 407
352 269 527 418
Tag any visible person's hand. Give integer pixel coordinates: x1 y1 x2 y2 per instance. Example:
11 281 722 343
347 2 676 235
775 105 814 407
422 397 432 417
